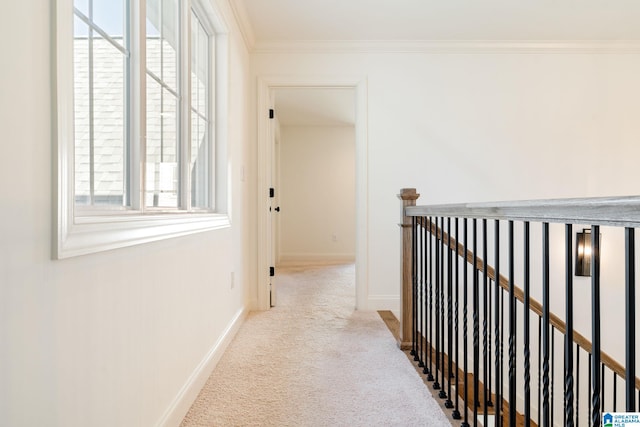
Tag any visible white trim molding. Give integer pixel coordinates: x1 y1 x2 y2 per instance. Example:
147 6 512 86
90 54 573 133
155 307 247 427
227 0 255 51
278 253 356 266
252 39 640 55
367 295 400 312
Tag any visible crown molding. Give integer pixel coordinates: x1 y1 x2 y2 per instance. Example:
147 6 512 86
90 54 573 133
252 39 640 54
228 0 255 50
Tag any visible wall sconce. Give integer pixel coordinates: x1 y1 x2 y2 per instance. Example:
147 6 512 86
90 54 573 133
575 228 592 277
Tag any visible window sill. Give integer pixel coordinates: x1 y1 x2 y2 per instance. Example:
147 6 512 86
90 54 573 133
55 212 230 259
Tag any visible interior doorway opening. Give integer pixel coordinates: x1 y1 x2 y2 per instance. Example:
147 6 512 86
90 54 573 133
272 88 356 269
256 76 368 312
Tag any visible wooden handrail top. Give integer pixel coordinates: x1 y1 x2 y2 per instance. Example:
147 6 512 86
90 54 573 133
417 217 640 390
407 195 640 228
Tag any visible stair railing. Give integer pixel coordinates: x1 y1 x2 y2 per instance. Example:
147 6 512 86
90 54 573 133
399 188 640 427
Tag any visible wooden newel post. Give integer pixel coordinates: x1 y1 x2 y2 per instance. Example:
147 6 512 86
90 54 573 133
398 188 419 350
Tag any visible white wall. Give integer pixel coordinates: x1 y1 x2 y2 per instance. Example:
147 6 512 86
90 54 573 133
0 1 253 426
278 126 356 264
252 49 640 311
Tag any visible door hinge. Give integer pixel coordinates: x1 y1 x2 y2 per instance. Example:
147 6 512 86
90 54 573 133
270 266 275 277
269 109 274 119
269 187 275 198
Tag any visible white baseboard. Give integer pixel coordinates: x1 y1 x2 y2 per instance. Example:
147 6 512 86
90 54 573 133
156 307 247 427
367 295 400 312
278 253 355 266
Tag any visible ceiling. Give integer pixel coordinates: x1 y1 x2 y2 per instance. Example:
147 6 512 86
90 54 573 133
238 0 640 126
237 0 640 43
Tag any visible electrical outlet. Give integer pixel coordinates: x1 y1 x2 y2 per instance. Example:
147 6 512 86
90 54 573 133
230 272 235 289
332 234 337 242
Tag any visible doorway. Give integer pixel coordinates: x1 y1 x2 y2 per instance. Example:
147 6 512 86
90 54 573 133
256 76 368 311
273 88 356 267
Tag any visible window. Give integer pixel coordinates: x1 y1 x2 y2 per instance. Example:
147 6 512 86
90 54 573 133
55 0 229 258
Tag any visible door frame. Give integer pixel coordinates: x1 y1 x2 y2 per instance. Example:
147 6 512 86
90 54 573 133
256 75 369 311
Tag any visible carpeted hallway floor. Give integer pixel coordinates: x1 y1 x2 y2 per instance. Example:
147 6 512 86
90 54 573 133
180 263 450 426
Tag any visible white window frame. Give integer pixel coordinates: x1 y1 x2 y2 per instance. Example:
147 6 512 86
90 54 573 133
54 0 230 259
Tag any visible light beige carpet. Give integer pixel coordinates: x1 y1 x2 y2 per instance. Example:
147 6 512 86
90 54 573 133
180 263 450 427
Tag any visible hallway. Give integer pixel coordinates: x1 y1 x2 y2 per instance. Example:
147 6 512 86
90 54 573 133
180 264 450 426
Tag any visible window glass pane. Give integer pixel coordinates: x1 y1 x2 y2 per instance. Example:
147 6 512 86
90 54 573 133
74 0 89 17
197 20 208 114
92 37 127 205
93 0 125 38
74 17 91 205
190 11 210 209
74 10 127 207
191 114 209 208
146 0 178 92
146 76 179 208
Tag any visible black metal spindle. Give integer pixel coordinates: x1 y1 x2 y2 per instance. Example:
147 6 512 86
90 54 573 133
418 219 425 369
625 227 636 412
440 217 447 400
482 219 489 427
551 326 555 427
588 352 592 427
591 225 601 427
601 364 605 411
410 216 420 361
508 220 516 427
462 218 470 427
542 222 550 427
434 218 442 391
613 372 617 411
453 217 462 420
576 345 580 427
428 218 434 380
524 221 531 427
423 220 429 375
565 224 575 427
473 218 480 427
487 277 493 408
446 217 454 408
501 283 505 422
494 220 502 427
538 315 542 426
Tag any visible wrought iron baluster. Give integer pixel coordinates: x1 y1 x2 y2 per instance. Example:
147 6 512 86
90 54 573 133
462 218 470 427
428 217 434 380
473 218 480 426
423 220 429 376
588 352 592 427
542 222 550 427
434 218 442 391
591 225 601 427
524 221 531 427
576 345 580 427
494 220 502 427
439 217 447 400
482 219 489 427
602 364 605 412
418 218 424 369
508 220 516 427
453 217 461 420
565 224 575 427
613 372 617 411
411 216 418 361
446 217 454 408
551 326 555 427
625 227 636 412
